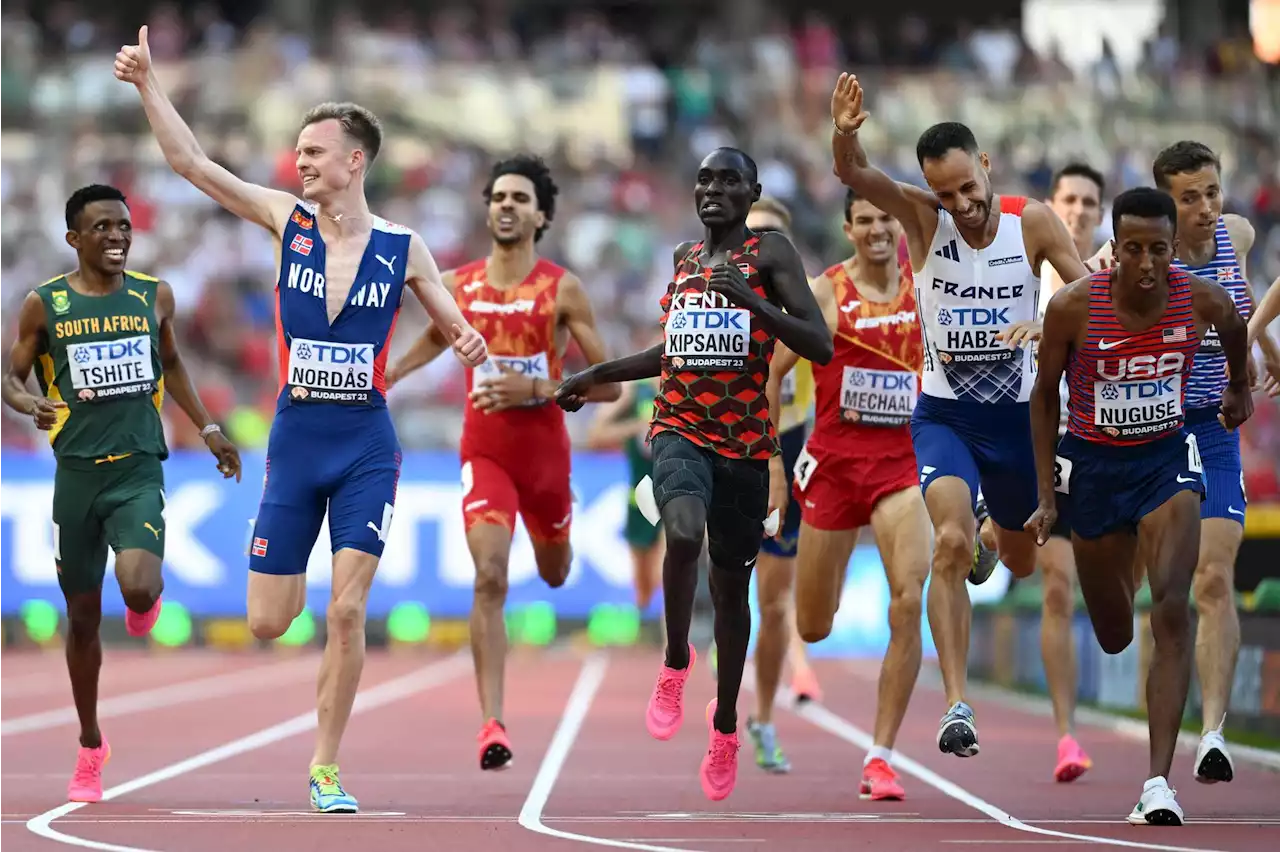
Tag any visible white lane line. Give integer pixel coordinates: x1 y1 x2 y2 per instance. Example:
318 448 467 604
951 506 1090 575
25 652 470 852
3 657 319 735
779 688 1233 852
519 653 707 852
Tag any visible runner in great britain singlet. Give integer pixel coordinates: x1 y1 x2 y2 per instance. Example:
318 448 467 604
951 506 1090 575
249 203 408 574
1055 269 1205 539
1172 216 1252 524
454 256 574 543
911 196 1042 532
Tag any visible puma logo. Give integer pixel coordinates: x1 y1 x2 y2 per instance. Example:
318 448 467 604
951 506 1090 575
143 522 162 539
127 289 149 306
375 254 397 276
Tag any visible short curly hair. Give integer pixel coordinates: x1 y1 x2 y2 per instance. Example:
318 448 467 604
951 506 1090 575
482 154 559 242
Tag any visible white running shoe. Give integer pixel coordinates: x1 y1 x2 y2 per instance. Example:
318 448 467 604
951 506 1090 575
1194 724 1234 784
1126 777 1184 826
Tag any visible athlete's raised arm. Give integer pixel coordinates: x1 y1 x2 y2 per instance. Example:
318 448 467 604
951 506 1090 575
1026 281 1086 544
829 73 939 264
1189 274 1253 430
710 232 833 365
404 233 487 368
1 292 65 430
114 27 297 236
552 273 621 403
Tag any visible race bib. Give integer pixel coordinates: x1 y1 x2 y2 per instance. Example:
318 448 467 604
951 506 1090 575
1092 375 1182 440
793 444 818 491
286 337 374 404
933 305 1017 366
839 366 916 427
780 370 796 407
475 353 551 407
65 335 156 402
664 306 751 371
1053 454 1072 494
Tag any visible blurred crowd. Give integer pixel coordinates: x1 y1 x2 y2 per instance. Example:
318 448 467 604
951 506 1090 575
3 3 1279 496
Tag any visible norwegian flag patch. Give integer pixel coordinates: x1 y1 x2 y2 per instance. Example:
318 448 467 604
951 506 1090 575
290 235 314 256
251 537 268 558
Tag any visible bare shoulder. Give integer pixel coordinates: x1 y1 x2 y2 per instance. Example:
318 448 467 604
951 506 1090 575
756 230 801 263
672 240 698 269
1223 213 1255 252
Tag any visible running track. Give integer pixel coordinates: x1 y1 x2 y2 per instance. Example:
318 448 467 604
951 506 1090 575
2 648 1277 851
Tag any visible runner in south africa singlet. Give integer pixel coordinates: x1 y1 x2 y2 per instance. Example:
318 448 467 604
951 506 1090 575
910 196 1042 531
249 203 407 574
796 259 923 531
455 257 573 543
648 236 776 570
1173 216 1252 524
1056 269 1205 539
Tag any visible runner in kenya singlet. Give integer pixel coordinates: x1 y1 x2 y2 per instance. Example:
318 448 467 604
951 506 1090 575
650 236 778 460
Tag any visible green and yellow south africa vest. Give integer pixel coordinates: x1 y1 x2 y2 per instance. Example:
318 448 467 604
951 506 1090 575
34 271 168 462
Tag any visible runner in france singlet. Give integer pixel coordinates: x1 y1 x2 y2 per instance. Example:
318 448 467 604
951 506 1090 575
453 257 568 457
916 197 1041 405
1173 216 1252 411
808 260 922 455
275 203 408 411
650 237 778 460
1065 269 1199 445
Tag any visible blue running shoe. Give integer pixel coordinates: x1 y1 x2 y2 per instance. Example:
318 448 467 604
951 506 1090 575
310 764 358 813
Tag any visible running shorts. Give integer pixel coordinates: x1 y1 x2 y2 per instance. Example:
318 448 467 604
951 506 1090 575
792 440 918 531
52 453 166 596
1055 429 1205 540
650 430 770 572
1186 406 1246 524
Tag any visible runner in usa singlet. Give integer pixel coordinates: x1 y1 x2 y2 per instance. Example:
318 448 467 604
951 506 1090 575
650 236 778 461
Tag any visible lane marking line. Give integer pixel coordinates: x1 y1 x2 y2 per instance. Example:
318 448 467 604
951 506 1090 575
777 687 1233 852
520 652 709 852
895 665 1280 774
3 657 319 736
26 652 470 852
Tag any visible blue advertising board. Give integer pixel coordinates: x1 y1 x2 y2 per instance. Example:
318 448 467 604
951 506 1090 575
1 450 1012 657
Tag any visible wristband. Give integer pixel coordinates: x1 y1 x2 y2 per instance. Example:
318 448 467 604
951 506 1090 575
200 424 222 439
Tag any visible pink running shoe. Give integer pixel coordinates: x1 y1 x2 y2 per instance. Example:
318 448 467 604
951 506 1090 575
859 757 906 800
67 738 111 803
699 699 740 801
646 643 696 740
125 597 162 637
1053 734 1092 783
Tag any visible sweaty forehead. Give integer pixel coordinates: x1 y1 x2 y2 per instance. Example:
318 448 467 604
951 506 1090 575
490 174 537 198
922 150 978 191
1166 166 1220 193
80 200 129 227
296 119 347 150
1117 215 1174 242
699 152 749 178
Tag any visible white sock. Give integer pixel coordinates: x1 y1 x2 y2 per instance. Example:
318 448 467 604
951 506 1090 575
864 746 892 767
1144 775 1168 791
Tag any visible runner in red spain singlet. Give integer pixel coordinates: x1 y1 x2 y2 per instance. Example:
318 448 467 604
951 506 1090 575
386 155 617 772
768 189 930 801
1029 187 1253 826
554 148 833 802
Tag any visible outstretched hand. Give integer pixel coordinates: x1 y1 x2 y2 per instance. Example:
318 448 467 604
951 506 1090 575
114 26 153 85
830 72 871 135
555 368 596 412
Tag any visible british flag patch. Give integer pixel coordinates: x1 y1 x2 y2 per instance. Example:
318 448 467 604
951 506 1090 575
290 235 313 256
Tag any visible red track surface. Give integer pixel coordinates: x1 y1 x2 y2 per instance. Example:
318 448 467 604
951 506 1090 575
3 647 1277 851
